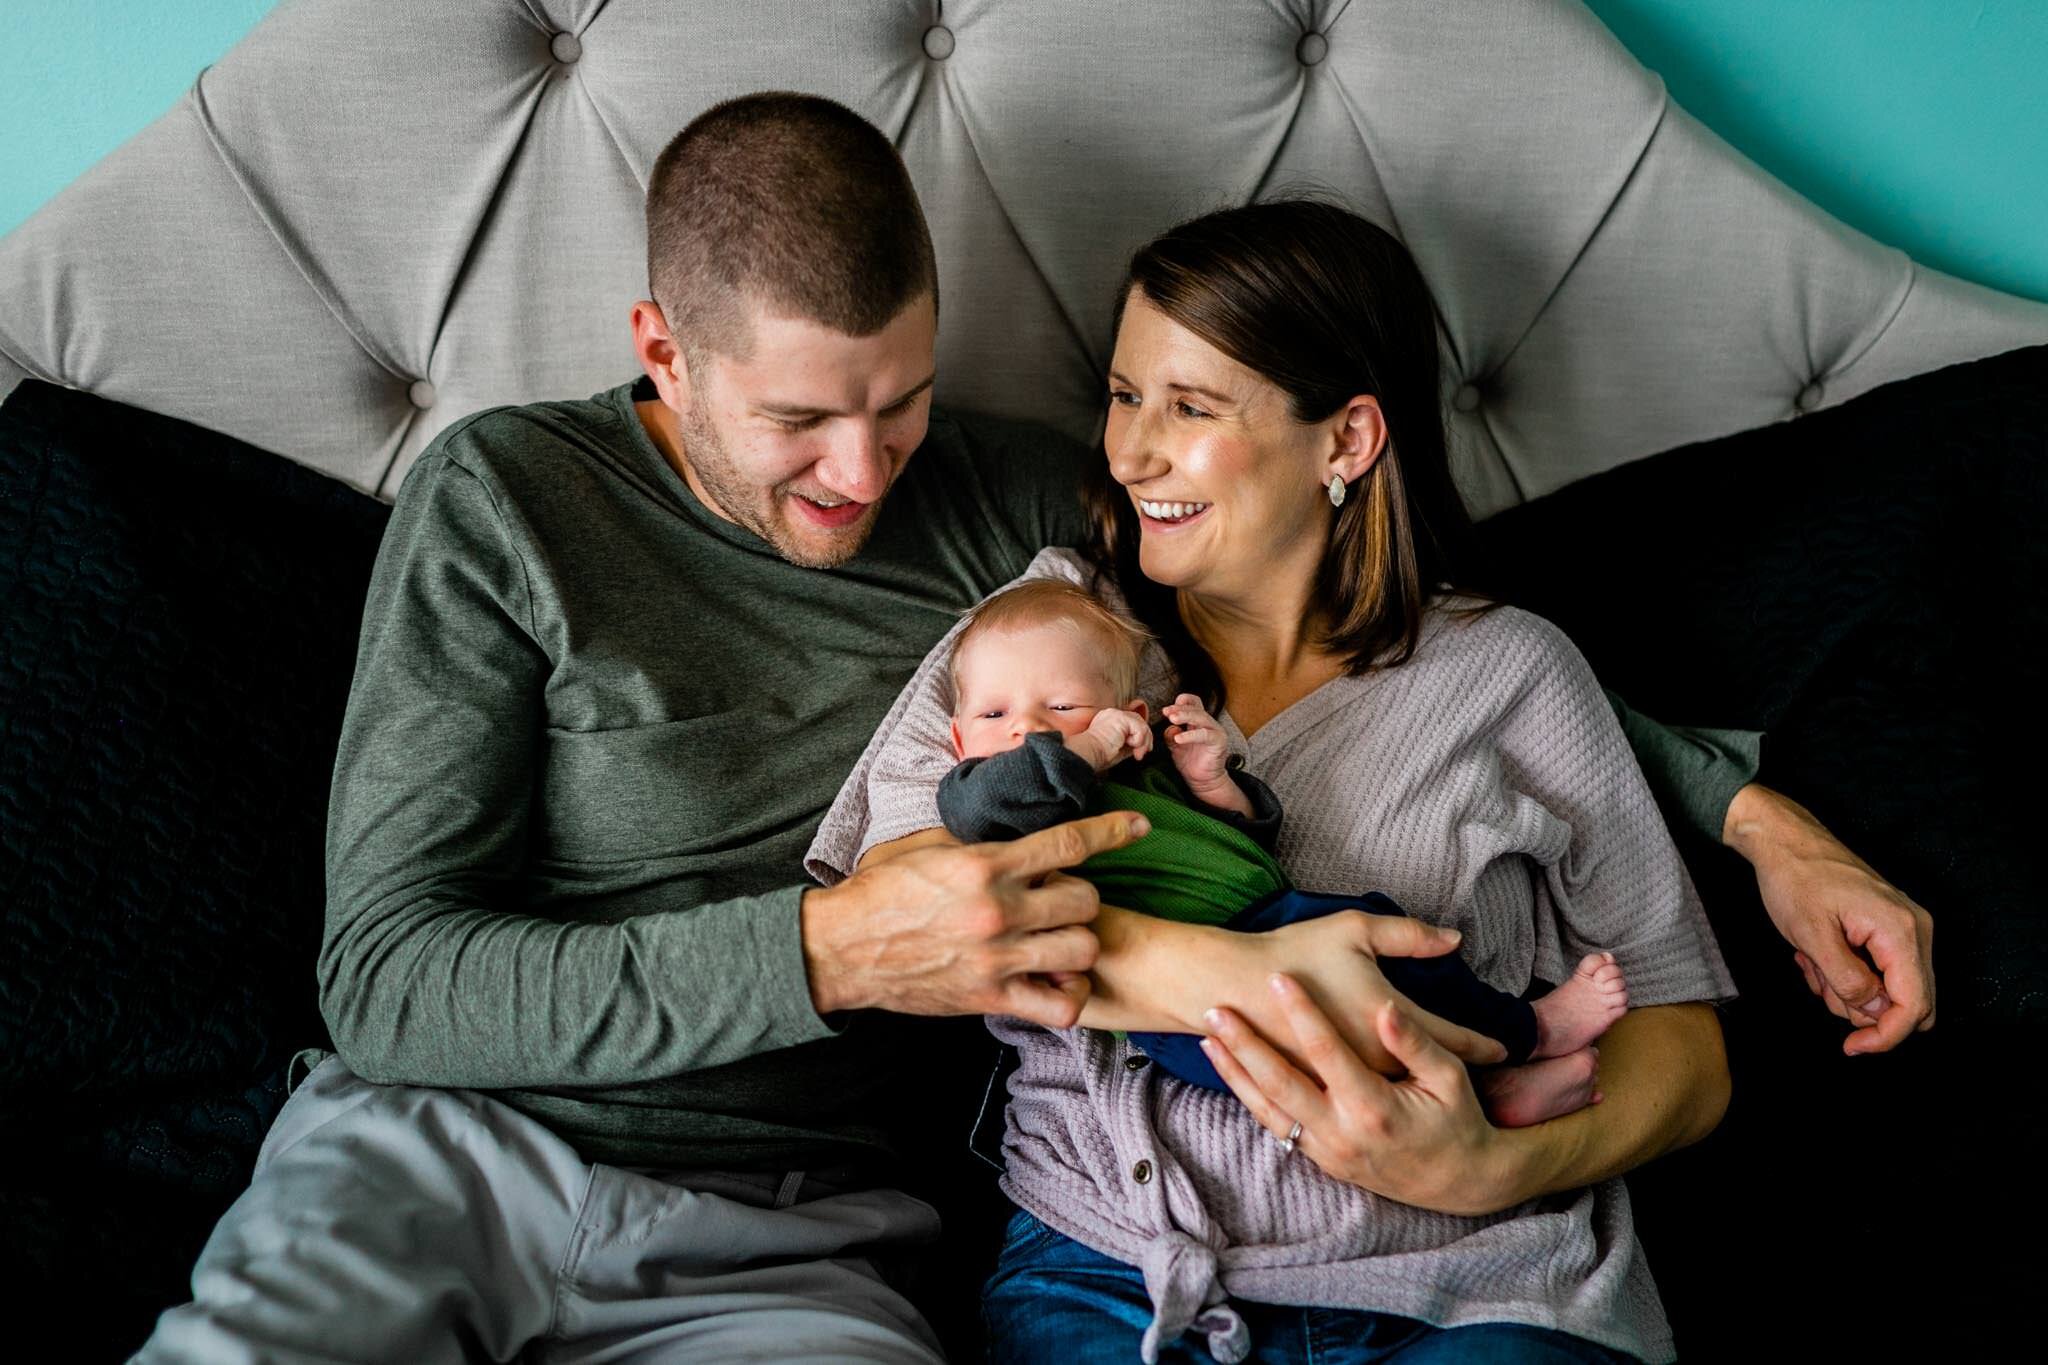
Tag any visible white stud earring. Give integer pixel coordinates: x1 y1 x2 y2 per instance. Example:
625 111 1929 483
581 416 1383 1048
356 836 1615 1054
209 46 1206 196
1328 474 1346 508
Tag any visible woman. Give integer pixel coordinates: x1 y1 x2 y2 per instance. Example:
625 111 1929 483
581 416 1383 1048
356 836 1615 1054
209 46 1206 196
808 200 1732 1363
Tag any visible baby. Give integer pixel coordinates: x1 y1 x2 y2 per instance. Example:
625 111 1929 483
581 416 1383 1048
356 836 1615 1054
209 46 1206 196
939 578 1629 1127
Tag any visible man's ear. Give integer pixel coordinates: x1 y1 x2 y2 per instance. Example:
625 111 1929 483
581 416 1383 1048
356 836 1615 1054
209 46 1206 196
949 717 967 760
1126 698 1151 724
630 299 694 415
1326 393 1389 489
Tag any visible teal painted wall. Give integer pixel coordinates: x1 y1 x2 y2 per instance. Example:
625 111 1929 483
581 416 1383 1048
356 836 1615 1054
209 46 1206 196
4 1 2045 301
1581 0 2048 302
0 1 281 236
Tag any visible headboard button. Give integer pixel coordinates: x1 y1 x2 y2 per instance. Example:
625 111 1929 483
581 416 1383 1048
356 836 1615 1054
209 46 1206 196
1795 379 1824 413
1452 382 1482 413
923 26 955 61
550 32 582 65
1297 32 1329 66
408 379 438 410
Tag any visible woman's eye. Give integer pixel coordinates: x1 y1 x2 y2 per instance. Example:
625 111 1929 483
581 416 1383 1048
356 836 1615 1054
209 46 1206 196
1175 400 1209 420
1107 389 1138 407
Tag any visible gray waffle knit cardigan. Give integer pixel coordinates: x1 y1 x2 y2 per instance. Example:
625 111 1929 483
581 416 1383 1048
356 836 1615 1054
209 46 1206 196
807 549 1736 1364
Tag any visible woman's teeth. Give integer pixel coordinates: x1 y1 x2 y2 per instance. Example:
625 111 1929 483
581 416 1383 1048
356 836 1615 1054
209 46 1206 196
1139 499 1210 521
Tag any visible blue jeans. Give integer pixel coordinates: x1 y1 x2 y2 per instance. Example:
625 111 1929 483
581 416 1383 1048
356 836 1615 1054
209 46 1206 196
982 1210 1642 1364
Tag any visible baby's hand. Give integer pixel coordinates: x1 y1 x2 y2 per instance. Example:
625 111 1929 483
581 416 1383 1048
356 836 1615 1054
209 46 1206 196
1068 706 1153 772
1162 693 1235 795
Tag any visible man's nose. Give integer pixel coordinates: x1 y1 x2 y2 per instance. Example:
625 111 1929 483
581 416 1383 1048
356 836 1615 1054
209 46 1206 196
816 420 890 503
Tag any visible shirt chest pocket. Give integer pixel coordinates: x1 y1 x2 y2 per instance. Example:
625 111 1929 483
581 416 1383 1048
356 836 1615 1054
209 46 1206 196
539 716 792 863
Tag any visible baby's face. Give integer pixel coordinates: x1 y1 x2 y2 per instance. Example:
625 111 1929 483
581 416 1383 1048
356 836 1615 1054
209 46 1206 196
951 622 1124 759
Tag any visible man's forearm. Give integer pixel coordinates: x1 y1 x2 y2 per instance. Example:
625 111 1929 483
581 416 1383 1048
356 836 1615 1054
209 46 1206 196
319 884 836 1090
1722 780 1797 854
316 453 844 1093
1490 1003 1730 1205
1603 689 1762 846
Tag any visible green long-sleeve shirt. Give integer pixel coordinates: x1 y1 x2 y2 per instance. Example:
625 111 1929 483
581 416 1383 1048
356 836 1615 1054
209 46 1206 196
1605 694 1762 848
321 374 1760 1172
321 378 1092 1169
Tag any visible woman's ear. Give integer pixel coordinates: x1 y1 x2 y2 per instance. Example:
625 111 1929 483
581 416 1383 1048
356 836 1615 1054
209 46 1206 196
1325 393 1389 489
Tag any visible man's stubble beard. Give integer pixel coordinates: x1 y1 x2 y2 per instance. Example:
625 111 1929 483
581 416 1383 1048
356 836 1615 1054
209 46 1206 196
677 406 877 570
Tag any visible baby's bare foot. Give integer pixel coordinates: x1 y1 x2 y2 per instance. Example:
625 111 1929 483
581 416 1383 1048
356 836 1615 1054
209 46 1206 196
1479 1048 1603 1128
1530 951 1628 1059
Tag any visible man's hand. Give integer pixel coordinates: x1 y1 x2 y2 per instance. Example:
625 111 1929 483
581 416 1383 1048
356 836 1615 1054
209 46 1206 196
1067 707 1152 772
1723 783 1935 1055
801 811 1150 1028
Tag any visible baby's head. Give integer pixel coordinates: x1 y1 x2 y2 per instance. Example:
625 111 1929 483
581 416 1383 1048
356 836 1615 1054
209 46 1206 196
949 581 1149 759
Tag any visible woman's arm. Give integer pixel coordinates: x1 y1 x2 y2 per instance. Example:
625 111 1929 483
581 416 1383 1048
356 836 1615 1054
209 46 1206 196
859 832 1508 1070
1493 1002 1729 1197
1088 903 1509 1071
1193 614 1739 1213
1198 979 1729 1217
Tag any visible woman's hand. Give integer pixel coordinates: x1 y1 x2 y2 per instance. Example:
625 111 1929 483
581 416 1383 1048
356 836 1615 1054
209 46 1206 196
1118 909 1507 1074
1202 978 1731 1216
1199 974 1519 1216
1723 784 1935 1055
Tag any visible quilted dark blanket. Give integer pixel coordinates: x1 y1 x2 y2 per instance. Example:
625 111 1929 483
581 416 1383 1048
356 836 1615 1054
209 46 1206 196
1473 343 2045 1353
0 381 389 1356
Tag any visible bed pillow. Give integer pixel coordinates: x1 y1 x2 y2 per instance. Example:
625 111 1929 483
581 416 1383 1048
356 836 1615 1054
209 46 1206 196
0 380 390 1355
1470 342 2045 1352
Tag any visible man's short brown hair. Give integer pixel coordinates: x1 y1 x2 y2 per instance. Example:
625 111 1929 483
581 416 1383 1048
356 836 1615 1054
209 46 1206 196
646 93 938 359
949 580 1151 710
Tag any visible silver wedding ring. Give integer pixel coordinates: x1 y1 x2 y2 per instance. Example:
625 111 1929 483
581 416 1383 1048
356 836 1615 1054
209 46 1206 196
1279 1119 1303 1154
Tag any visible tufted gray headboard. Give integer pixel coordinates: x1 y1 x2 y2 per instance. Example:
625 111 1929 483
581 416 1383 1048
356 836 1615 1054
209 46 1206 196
3 0 2045 515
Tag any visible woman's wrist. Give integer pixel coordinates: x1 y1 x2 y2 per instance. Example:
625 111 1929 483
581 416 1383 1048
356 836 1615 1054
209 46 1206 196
1084 906 1232 1032
1480 1119 1564 1211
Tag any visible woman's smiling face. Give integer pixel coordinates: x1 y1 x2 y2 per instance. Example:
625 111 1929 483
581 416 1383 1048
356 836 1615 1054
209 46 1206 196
1104 289 1332 600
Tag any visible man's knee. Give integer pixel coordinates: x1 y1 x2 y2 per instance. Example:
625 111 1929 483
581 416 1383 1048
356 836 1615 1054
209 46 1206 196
136 1065 589 1364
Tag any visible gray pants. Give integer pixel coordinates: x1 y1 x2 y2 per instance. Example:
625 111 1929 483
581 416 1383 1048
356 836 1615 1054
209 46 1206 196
134 1055 948 1364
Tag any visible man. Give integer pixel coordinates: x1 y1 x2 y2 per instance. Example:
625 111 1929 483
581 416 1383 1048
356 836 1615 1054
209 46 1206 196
136 92 1931 1363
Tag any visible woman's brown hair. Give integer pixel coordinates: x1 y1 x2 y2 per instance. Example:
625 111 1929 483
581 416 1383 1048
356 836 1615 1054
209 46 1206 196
1085 198 1487 709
